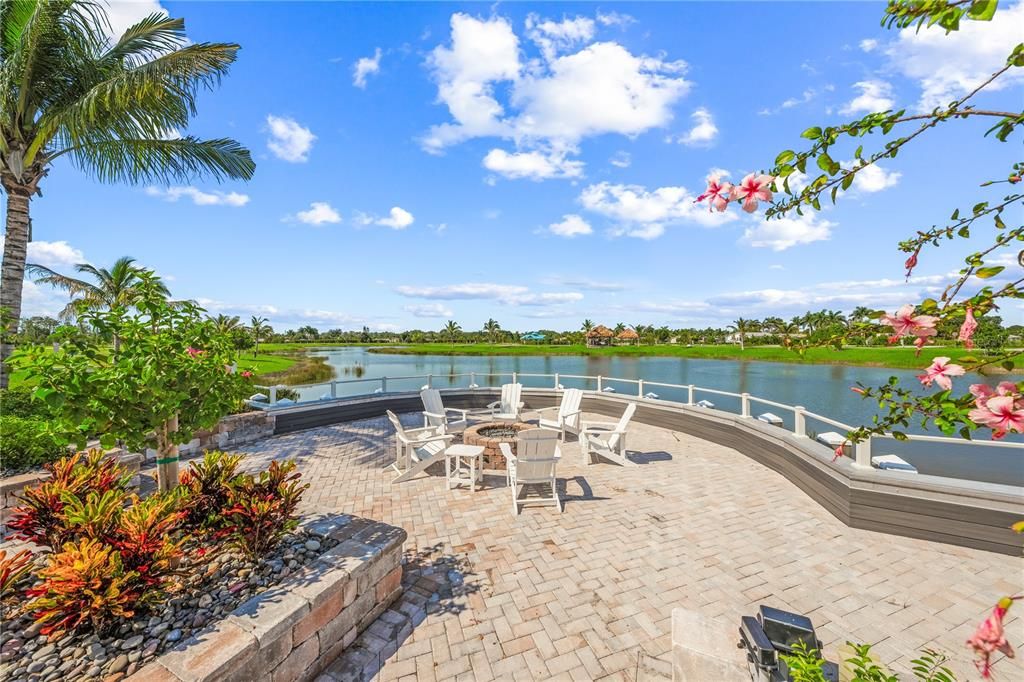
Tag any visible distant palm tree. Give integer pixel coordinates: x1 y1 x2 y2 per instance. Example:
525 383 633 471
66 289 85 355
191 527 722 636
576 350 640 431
772 320 801 346
443 320 462 345
849 306 873 324
581 319 594 334
727 318 754 351
27 256 173 329
212 314 242 334
0 2 255 388
614 322 625 334
250 316 270 357
483 318 501 344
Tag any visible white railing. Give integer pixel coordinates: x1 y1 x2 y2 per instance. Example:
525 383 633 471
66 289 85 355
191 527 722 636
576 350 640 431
253 371 1018 470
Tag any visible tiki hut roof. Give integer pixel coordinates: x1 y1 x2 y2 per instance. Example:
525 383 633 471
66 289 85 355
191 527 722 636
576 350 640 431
586 325 615 338
616 328 639 340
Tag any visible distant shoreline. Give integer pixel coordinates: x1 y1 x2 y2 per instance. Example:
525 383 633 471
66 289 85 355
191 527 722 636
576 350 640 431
361 342 1019 373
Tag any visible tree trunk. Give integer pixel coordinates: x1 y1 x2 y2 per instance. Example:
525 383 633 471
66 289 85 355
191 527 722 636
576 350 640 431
1 189 32 389
156 413 181 492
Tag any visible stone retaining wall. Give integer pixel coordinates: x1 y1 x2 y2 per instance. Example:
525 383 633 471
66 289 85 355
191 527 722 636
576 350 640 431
146 411 276 461
127 514 407 682
0 449 143 539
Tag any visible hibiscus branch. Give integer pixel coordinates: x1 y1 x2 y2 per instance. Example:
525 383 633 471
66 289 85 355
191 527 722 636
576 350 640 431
898 193 1023 254
767 61 1017 218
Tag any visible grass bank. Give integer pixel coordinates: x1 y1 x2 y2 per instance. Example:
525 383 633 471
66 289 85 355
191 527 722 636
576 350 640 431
234 351 335 385
366 343 1015 372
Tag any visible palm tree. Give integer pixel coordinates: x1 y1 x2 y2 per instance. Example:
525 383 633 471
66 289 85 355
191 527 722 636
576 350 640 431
250 315 270 357
0 3 255 388
613 322 625 335
581 319 594 334
443 320 461 345
727 318 753 351
772 320 801 346
28 255 168 317
211 314 241 334
483 318 501 344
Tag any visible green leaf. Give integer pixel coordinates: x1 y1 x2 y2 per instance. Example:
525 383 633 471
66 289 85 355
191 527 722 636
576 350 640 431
801 126 822 140
975 266 1005 278
775 150 796 165
1008 43 1024 67
817 153 837 174
968 0 997 21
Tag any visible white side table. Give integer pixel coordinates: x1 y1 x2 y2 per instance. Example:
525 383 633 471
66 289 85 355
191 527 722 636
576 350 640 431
445 444 484 492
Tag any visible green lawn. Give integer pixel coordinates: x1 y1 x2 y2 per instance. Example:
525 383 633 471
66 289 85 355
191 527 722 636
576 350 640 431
364 342 1013 371
233 352 298 375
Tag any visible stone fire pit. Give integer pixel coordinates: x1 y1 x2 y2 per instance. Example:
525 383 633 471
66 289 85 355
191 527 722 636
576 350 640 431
463 421 533 469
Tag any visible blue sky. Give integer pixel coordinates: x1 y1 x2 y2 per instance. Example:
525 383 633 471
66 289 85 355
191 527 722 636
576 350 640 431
14 0 1024 332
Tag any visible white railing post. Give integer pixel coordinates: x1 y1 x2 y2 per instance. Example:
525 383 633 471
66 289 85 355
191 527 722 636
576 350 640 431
687 384 695 405
512 372 518 384
330 381 337 399
854 437 872 469
638 379 645 398
269 385 277 405
741 393 750 418
794 406 806 437
427 374 433 388
229 362 237 374
381 377 387 393
597 376 603 392
554 373 560 389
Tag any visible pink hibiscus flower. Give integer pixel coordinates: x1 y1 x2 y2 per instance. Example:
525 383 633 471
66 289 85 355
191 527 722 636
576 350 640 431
904 247 920 280
880 304 938 346
186 347 204 358
241 370 253 378
730 174 774 213
695 176 733 212
917 357 965 391
959 306 978 349
967 598 1016 679
968 396 1024 440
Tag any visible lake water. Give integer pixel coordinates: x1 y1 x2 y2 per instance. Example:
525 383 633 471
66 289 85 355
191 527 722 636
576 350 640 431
293 347 1022 486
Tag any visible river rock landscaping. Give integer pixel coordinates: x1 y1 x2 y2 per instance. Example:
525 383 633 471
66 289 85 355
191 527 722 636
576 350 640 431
0 528 337 681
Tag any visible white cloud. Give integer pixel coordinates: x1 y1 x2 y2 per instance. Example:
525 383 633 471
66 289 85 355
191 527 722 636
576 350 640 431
525 14 595 61
293 202 342 225
675 107 718 146
886 1 1024 111
846 161 902 193
483 148 584 180
609 151 631 168
596 11 636 27
769 264 786 270
740 213 835 251
265 115 316 162
859 38 878 52
395 282 582 306
423 13 689 177
759 85 833 116
145 185 249 207
579 181 736 239
404 303 453 318
353 48 382 88
548 214 592 238
358 206 415 229
541 276 626 291
840 80 895 115
24 240 86 269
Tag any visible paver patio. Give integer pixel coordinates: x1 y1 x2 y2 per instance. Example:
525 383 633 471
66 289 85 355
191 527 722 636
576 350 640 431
230 412 1023 681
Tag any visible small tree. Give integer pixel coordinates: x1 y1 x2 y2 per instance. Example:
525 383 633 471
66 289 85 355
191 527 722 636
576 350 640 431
250 316 270 357
443 320 461 345
12 273 253 492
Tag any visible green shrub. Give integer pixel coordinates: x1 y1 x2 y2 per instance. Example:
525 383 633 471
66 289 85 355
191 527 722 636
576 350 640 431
0 386 53 419
0 415 67 471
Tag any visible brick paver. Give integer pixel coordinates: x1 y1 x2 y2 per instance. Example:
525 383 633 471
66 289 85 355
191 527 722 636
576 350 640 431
231 413 1022 681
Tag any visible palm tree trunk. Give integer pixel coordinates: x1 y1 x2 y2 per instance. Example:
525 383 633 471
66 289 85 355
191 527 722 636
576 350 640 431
1 189 32 389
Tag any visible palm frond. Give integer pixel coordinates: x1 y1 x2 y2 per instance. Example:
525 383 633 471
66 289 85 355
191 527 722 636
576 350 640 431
62 135 255 184
101 14 186 65
25 262 99 298
32 42 240 164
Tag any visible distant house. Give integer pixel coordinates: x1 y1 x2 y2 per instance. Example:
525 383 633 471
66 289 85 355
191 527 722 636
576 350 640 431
521 331 546 343
585 325 615 347
615 328 639 345
725 331 775 344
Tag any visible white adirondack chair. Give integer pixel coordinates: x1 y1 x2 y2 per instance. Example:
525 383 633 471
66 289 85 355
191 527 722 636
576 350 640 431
537 388 583 440
420 389 468 434
579 403 637 467
386 410 453 484
500 429 562 515
488 383 524 421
